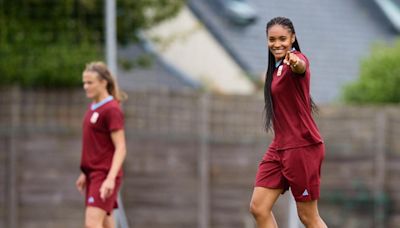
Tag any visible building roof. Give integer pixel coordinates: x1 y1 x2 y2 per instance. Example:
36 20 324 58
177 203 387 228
142 6 256 95
188 0 397 103
117 40 200 92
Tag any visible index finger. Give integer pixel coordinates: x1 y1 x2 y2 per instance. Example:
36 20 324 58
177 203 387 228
100 187 106 201
285 51 291 61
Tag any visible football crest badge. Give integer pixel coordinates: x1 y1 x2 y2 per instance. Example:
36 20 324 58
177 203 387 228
90 112 99 124
277 65 283 76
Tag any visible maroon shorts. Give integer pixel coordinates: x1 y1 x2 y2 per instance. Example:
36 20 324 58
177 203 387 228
255 143 325 202
85 171 122 215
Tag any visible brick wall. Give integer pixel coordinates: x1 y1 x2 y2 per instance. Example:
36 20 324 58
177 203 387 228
0 87 399 228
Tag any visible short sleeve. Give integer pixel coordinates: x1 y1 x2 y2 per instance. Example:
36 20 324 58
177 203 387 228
105 107 124 131
294 52 309 77
297 52 309 68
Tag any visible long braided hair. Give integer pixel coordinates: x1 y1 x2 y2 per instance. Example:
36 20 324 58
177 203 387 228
264 17 317 132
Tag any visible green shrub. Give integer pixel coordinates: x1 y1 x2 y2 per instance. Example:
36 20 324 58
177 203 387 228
0 41 101 88
0 0 185 88
342 39 400 104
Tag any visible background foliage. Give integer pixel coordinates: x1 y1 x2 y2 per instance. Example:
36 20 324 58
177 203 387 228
342 38 400 104
0 0 185 87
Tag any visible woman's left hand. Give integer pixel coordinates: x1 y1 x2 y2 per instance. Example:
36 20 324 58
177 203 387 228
99 178 115 201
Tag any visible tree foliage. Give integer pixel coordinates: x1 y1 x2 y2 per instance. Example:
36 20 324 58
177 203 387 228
0 0 185 87
341 39 400 104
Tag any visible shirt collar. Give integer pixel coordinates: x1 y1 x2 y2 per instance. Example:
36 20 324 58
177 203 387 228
91 95 113 110
275 60 282 68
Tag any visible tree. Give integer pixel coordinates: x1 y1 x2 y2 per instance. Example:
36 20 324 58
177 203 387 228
0 0 185 87
341 39 400 104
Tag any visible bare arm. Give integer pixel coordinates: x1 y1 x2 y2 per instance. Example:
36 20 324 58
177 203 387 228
100 129 126 201
108 129 127 180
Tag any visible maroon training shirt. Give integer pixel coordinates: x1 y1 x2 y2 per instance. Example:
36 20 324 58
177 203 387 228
80 99 124 176
271 51 322 150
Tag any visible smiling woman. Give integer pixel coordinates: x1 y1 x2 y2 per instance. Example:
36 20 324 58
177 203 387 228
249 17 327 228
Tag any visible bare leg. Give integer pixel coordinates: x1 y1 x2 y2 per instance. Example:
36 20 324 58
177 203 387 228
250 187 283 228
296 200 327 228
85 206 107 228
103 213 115 228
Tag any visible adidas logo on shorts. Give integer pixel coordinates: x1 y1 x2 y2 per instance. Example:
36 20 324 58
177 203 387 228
88 196 95 204
302 189 309 196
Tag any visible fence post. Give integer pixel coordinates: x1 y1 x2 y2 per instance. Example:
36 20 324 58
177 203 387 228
116 192 129 228
198 92 210 228
375 111 387 228
288 191 302 228
7 86 20 228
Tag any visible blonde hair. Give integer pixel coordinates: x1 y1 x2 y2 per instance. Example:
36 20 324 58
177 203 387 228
84 61 127 102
